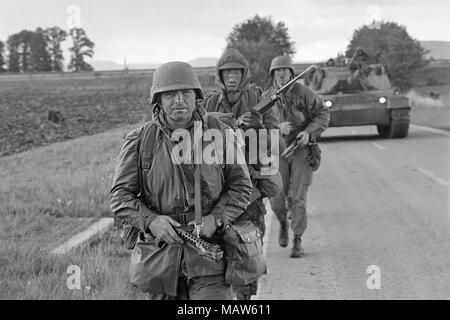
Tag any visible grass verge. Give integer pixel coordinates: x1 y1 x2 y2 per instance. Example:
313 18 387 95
0 123 144 299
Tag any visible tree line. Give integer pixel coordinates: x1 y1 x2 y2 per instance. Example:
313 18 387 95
0 27 95 73
226 15 428 89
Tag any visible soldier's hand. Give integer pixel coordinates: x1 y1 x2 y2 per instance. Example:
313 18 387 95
148 216 183 245
296 131 310 146
188 214 217 238
238 112 253 127
280 122 293 135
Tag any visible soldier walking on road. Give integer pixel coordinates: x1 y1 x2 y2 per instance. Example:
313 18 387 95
265 56 330 258
110 61 253 300
203 48 281 299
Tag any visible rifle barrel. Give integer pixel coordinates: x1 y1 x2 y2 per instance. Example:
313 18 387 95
275 64 317 95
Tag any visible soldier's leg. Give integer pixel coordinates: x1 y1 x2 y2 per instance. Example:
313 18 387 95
187 275 233 300
288 148 313 257
269 156 290 247
269 156 290 223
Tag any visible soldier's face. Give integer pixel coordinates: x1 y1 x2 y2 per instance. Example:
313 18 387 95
221 69 243 92
274 68 291 87
160 89 196 122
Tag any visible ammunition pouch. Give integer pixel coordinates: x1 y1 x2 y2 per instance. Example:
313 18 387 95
307 143 321 172
222 220 266 286
129 232 181 296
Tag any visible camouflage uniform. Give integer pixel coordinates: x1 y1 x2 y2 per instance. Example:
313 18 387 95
264 80 330 256
203 48 281 299
110 62 253 300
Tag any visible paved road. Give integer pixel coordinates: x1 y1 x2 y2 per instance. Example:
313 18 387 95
256 125 450 300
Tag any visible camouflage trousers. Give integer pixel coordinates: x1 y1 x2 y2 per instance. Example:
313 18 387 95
270 147 313 236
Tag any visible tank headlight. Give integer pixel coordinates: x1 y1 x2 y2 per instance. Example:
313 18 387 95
379 97 387 104
325 100 333 108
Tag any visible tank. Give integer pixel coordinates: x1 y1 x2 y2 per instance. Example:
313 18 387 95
303 63 411 138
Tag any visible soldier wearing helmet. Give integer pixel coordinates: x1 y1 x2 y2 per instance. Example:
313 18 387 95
110 61 252 300
203 48 281 300
264 56 330 258
349 47 376 90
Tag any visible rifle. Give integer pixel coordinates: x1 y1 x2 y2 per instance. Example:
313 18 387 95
176 227 224 263
152 224 224 264
248 64 317 116
281 138 321 171
281 139 310 159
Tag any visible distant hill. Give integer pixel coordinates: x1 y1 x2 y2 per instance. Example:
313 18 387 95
421 41 450 60
91 60 122 71
92 58 218 71
188 57 218 68
91 60 161 71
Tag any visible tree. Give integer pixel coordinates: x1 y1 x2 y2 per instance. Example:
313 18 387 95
45 26 67 72
29 28 52 72
68 28 95 71
6 29 52 72
0 40 5 72
226 15 296 87
16 30 33 72
345 21 429 89
6 35 20 72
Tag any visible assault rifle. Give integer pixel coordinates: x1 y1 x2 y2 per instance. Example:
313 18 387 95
249 64 317 115
281 139 313 159
152 225 223 264
176 226 224 263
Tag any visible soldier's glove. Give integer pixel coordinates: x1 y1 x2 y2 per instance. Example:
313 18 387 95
148 216 183 245
187 214 217 238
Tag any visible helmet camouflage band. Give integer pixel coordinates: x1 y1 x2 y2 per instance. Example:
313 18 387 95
269 55 295 76
150 61 204 104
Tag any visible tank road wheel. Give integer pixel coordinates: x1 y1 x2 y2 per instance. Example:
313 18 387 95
377 112 410 138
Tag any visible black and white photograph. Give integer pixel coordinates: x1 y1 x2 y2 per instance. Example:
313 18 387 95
0 0 449 305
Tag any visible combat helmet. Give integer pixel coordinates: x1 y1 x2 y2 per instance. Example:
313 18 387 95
150 61 203 104
269 55 295 76
217 48 248 71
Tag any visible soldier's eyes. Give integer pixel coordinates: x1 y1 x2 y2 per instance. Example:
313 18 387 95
162 90 194 99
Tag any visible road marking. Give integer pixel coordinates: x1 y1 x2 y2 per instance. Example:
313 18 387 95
50 218 114 255
349 129 357 135
411 124 450 137
417 167 450 187
371 142 385 150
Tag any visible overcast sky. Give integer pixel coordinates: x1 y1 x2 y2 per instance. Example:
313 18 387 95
1 0 449 64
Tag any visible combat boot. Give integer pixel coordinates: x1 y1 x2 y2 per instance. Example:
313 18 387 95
290 235 304 258
278 220 289 248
